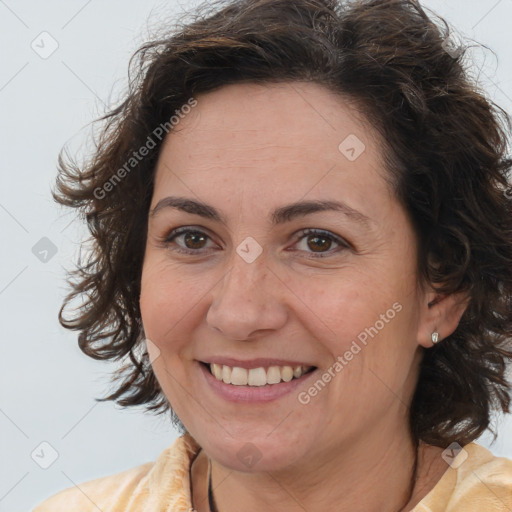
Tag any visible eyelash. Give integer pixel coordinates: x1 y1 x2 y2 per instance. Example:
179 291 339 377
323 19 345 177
162 227 351 258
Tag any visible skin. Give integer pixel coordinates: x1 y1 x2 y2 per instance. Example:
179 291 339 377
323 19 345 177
140 81 468 512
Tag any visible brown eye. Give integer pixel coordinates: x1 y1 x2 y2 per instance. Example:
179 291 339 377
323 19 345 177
293 228 350 258
306 234 333 253
164 227 216 255
182 231 208 249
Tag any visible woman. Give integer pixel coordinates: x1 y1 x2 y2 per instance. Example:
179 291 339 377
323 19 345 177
34 0 512 510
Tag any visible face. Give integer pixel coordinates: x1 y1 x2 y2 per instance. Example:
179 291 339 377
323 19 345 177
140 81 431 472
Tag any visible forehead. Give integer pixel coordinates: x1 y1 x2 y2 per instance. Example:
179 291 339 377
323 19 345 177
152 82 392 219
160 81 378 156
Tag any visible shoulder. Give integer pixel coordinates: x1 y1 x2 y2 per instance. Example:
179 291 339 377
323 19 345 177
32 433 201 512
417 442 512 512
32 460 154 512
448 442 512 510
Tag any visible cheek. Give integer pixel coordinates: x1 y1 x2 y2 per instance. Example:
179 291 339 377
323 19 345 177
139 260 189 346
139 264 197 400
294 270 419 387
292 270 400 344
139 257 218 353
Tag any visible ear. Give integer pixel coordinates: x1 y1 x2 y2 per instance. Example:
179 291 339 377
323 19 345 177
417 288 470 348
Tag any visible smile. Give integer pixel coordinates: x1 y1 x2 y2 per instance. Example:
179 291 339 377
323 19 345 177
206 362 316 386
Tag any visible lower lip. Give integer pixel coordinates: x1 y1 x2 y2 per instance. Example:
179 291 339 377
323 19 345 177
198 362 317 403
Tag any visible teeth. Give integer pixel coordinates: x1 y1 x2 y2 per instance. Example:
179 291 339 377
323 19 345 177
248 367 267 386
281 366 294 382
209 363 313 386
212 363 223 380
267 366 281 384
222 365 231 384
230 367 248 385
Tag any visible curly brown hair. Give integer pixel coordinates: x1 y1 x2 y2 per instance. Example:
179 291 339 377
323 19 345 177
54 0 512 447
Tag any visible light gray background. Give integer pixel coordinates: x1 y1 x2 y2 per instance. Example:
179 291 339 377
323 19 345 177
0 1 511 511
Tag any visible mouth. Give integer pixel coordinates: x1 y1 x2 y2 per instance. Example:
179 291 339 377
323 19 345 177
199 361 317 387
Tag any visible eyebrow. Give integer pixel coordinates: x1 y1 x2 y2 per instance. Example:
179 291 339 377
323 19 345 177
149 196 372 227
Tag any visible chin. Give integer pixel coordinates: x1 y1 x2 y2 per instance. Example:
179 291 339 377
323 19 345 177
196 429 310 473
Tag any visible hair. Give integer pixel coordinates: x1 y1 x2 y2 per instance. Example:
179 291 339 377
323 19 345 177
54 0 512 447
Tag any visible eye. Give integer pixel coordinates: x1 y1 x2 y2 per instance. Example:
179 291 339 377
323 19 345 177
291 228 351 258
162 226 351 258
163 227 218 255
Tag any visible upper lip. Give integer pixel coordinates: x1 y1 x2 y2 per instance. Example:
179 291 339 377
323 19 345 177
200 357 316 370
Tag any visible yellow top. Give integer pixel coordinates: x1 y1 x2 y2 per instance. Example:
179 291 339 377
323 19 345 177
33 432 512 511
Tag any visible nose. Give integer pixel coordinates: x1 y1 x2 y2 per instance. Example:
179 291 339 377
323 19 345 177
206 255 288 341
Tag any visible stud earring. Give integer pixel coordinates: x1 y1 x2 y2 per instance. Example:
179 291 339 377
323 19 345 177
431 331 440 344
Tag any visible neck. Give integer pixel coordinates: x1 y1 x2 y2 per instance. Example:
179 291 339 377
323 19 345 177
192 420 447 512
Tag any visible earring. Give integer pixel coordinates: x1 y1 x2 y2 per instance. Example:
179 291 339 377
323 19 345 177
431 331 440 344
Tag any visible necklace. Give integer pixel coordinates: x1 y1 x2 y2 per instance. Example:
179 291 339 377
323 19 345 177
204 444 419 512
207 457 219 512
